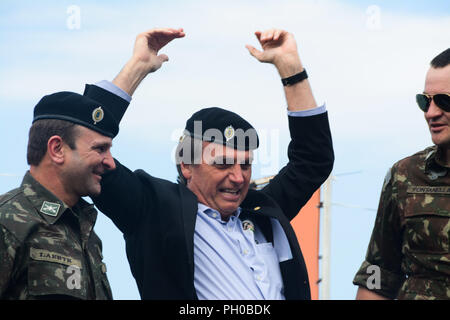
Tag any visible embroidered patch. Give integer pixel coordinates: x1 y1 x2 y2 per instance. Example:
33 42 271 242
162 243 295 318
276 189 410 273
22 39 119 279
407 186 450 194
30 248 81 267
40 201 60 217
427 169 447 181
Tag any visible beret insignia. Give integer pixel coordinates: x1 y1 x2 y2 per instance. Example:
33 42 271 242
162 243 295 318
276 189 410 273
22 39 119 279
92 106 104 125
224 125 235 142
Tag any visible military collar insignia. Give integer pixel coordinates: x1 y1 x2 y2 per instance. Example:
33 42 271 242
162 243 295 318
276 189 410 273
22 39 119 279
224 125 235 142
427 169 447 181
40 201 61 217
92 106 104 125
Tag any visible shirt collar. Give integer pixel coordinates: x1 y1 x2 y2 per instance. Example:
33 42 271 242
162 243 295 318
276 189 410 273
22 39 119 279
21 171 96 225
425 146 449 172
197 203 242 222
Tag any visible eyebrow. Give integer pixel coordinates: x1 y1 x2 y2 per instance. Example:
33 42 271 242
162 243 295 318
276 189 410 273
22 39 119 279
91 141 112 149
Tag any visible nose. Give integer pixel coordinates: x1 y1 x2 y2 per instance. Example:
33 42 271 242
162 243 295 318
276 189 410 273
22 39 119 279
228 164 244 185
425 100 444 120
102 151 116 171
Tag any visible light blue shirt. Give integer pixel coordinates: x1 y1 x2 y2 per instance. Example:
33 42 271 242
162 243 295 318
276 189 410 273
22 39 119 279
194 204 288 300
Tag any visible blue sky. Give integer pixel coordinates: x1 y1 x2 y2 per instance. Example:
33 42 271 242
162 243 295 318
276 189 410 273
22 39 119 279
0 0 449 299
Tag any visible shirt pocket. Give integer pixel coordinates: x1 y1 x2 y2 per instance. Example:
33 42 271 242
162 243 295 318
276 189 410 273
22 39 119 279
255 243 282 276
403 193 449 254
255 242 285 298
28 247 88 299
255 242 275 254
86 240 113 300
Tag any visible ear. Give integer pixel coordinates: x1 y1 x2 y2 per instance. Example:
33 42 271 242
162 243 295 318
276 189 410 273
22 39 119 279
47 135 66 164
180 162 193 182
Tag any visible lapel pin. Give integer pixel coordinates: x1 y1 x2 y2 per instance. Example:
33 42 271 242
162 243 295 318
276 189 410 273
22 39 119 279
242 220 255 232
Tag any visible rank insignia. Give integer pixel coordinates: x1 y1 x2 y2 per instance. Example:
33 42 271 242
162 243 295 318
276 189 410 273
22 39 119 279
224 125 235 142
40 201 61 217
427 169 447 181
92 106 104 125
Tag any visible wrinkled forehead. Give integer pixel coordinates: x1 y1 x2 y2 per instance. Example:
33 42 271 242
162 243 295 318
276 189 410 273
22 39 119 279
425 66 450 94
201 141 253 164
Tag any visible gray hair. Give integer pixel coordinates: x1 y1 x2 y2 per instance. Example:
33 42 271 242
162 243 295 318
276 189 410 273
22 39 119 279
175 134 203 185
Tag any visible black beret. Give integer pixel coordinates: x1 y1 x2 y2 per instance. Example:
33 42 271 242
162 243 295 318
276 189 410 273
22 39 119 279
184 107 259 150
83 84 129 124
33 91 122 138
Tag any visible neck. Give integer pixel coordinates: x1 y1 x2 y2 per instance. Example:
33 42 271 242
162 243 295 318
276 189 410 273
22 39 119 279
30 165 78 207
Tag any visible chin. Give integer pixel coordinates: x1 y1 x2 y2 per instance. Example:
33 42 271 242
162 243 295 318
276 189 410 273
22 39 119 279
432 136 450 147
86 184 102 197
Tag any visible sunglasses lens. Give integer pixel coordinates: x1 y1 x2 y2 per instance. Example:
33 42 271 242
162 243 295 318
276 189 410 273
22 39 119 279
434 94 450 112
416 94 430 112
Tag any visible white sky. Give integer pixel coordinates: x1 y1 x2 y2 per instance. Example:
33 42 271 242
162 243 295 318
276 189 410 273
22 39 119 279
0 0 449 299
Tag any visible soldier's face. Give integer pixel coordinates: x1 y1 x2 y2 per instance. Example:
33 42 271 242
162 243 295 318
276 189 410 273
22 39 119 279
62 126 115 197
424 65 450 148
182 142 252 220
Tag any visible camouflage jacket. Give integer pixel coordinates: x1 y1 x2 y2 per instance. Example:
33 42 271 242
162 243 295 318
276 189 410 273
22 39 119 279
353 146 450 299
0 172 112 300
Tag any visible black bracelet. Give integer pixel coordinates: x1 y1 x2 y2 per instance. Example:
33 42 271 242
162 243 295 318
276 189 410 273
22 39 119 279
281 69 308 86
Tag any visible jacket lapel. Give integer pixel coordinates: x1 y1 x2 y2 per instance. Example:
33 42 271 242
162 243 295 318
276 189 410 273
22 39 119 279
177 184 199 299
241 189 311 299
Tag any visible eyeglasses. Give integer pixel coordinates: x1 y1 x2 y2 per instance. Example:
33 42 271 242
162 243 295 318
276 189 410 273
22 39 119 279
416 93 450 112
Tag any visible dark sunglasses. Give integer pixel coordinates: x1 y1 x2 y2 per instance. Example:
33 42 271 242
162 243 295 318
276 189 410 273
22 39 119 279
416 93 450 112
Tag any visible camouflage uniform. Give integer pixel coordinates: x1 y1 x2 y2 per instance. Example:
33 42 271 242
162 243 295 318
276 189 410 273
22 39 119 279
353 146 450 300
0 172 112 300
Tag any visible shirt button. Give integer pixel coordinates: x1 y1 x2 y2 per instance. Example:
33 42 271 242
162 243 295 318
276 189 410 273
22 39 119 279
243 249 249 255
255 275 262 281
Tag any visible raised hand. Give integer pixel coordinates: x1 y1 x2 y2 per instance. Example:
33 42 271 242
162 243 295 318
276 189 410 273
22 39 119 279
132 28 186 73
113 28 185 95
247 29 316 111
246 29 303 78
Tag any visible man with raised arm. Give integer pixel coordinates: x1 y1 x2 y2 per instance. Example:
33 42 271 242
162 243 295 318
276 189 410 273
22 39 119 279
86 27 334 299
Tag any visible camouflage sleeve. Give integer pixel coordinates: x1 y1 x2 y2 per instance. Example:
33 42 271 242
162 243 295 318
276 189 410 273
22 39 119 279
0 224 19 297
353 166 406 299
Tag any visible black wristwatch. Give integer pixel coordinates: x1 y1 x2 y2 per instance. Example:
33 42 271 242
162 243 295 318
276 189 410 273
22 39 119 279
281 69 308 86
